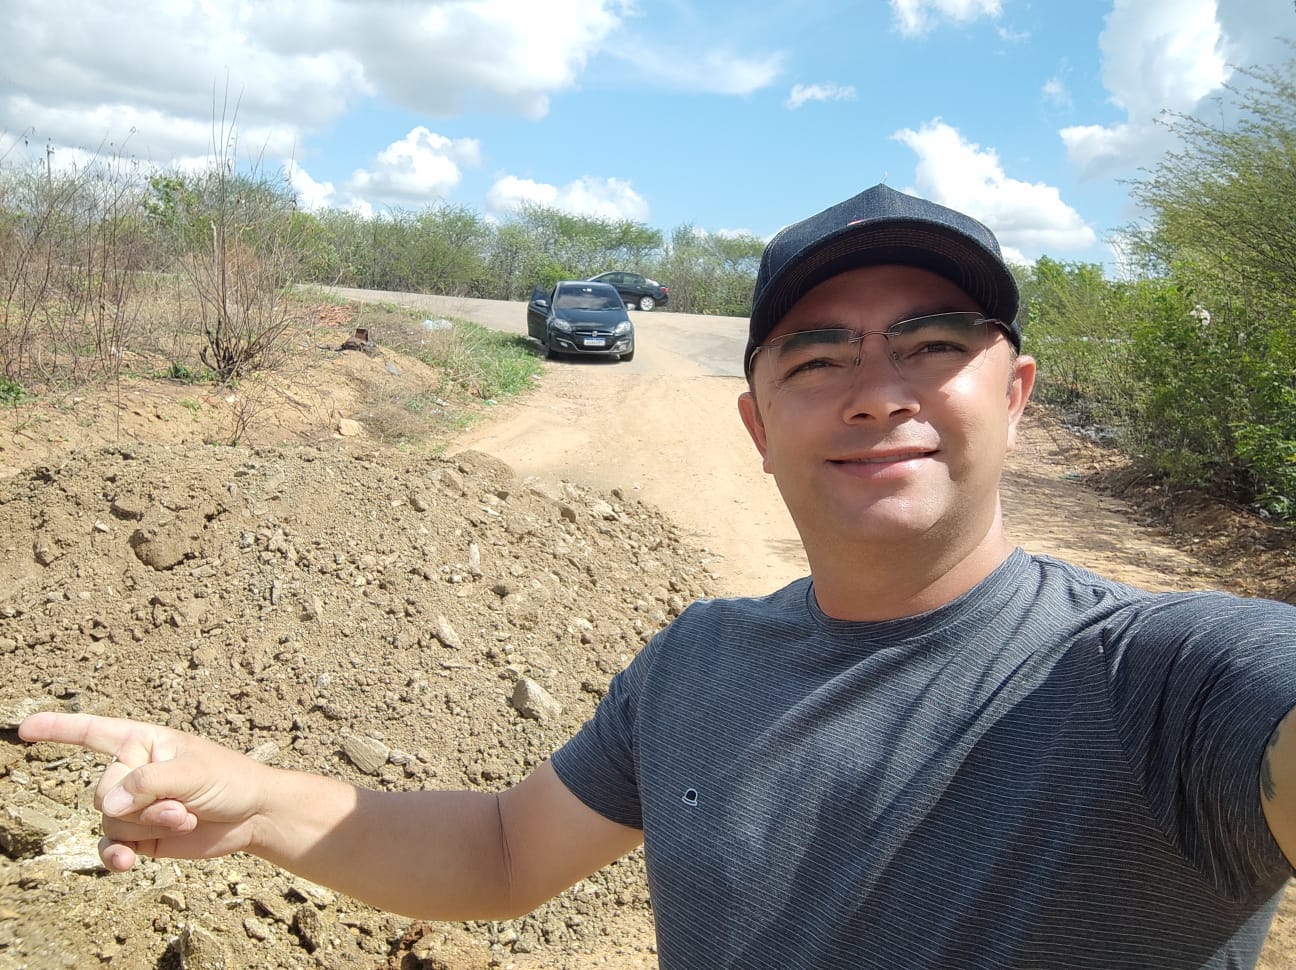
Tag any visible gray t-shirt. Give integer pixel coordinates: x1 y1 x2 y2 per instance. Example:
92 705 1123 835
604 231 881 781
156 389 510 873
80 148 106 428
551 550 1296 969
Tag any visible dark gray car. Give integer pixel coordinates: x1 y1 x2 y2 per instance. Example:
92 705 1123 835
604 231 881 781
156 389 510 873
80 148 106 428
527 281 635 362
588 271 669 311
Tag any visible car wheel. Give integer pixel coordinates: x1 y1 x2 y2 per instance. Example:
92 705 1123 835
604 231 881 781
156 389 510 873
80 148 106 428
544 341 557 360
620 347 635 362
638 296 655 312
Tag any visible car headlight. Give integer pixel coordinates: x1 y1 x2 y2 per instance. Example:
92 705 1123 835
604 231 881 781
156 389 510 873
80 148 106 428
550 317 573 333
614 321 632 336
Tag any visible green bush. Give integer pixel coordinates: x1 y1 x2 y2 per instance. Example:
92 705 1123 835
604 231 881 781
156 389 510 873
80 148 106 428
0 376 24 406
1234 414 1296 520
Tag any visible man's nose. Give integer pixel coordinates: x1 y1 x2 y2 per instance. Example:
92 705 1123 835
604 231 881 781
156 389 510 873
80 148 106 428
839 335 920 420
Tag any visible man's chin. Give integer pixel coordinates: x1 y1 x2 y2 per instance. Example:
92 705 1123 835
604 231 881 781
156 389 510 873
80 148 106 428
800 501 943 550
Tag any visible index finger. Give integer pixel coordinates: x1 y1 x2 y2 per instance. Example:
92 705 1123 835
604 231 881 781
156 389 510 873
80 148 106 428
18 712 167 769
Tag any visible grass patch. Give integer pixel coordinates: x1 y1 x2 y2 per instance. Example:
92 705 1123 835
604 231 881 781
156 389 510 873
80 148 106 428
153 360 214 383
430 321 541 402
349 306 542 448
0 378 25 407
355 307 541 402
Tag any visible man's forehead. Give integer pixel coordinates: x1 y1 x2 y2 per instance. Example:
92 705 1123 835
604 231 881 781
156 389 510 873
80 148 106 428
785 265 977 311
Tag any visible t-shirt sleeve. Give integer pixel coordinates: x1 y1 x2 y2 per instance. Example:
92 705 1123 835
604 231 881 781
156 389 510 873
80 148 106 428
1107 592 1296 895
549 638 652 829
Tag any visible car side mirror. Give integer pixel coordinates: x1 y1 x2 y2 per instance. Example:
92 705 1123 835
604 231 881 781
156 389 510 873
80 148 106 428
533 298 549 309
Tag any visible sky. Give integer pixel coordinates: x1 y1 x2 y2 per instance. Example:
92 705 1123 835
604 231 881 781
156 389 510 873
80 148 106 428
2 0 1293 273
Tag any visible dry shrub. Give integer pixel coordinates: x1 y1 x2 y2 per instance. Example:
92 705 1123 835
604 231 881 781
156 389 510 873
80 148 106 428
185 231 293 381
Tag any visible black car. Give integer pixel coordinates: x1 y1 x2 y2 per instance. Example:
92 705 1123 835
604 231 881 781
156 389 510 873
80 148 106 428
588 271 669 311
527 281 635 362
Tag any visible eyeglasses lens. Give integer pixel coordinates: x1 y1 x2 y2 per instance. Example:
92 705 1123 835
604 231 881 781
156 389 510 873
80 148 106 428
758 312 1000 393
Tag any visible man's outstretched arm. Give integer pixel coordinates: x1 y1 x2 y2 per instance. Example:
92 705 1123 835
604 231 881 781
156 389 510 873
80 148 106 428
18 712 643 920
1260 704 1296 867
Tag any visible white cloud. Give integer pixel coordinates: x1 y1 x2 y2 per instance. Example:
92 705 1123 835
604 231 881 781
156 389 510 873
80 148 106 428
623 48 784 95
894 119 1097 261
1099 0 1227 119
1058 121 1163 179
889 0 1003 37
342 128 483 209
1 1 367 162
487 175 650 222
487 176 558 212
1060 0 1229 178
285 128 482 213
1214 0 1296 70
1 0 786 223
680 225 763 242
785 83 857 110
326 0 629 120
1042 76 1072 110
286 164 337 213
1066 0 1296 182
0 0 628 167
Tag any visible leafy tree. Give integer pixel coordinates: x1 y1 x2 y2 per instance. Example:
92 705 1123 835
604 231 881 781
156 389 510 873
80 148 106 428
512 204 662 280
655 225 762 316
484 221 559 300
1016 257 1135 434
411 204 491 296
1125 52 1296 516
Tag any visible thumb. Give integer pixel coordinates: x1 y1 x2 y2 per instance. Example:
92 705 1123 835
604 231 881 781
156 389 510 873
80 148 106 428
98 757 201 827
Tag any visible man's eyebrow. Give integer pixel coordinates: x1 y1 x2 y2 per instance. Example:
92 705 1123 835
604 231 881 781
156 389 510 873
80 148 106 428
777 328 856 346
890 304 978 322
784 305 979 333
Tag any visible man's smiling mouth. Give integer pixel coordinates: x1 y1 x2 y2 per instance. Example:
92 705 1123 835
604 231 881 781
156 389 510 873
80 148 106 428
832 451 934 465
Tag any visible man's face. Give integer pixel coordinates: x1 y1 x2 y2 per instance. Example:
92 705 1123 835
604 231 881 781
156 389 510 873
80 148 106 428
738 265 1035 556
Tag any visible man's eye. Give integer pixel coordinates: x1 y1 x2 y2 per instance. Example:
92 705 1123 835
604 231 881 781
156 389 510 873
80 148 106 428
783 356 841 378
903 340 966 357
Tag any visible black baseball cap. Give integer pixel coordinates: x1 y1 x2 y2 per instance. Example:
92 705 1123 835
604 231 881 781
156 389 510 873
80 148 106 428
745 184 1020 376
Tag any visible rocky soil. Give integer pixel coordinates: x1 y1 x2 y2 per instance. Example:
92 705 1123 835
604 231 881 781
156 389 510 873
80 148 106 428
0 439 710 969
0 296 1292 970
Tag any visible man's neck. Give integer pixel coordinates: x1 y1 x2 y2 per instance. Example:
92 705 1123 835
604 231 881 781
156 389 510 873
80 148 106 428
803 525 1017 623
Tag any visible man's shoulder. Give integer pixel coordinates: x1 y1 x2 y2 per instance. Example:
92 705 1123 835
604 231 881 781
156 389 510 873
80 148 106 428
675 576 815 622
1018 551 1296 657
1019 550 1147 595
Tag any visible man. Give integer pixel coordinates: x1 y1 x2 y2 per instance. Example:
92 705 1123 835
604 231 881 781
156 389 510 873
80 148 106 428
21 184 1296 968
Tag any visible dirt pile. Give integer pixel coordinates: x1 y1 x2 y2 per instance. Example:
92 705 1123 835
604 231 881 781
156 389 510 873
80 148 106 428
0 441 720 968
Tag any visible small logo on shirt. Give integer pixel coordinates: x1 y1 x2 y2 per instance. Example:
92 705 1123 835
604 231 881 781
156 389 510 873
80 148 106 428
681 788 699 807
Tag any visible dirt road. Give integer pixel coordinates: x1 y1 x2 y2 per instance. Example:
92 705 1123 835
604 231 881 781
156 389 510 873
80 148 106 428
334 288 1215 599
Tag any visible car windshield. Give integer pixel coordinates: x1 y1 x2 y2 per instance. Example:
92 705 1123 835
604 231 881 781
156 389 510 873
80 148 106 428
554 287 623 311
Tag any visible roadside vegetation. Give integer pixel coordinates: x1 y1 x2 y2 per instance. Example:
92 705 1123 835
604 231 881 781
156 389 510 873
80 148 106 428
1 53 1293 518
1017 54 1296 522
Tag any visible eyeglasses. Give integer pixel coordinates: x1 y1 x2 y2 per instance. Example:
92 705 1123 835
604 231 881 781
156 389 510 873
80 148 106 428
748 312 1010 395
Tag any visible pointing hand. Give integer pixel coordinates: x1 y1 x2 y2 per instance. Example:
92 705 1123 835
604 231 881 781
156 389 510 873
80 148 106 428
18 712 270 871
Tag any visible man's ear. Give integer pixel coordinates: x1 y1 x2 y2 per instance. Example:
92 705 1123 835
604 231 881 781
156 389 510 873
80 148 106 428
1005 354 1037 451
738 390 770 465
